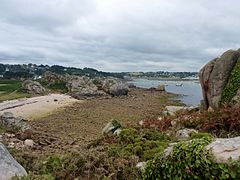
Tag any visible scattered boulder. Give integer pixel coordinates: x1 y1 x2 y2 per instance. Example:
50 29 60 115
22 80 45 94
0 112 31 132
102 79 129 96
136 162 147 170
156 85 165 91
113 129 122 136
176 128 198 140
165 106 185 116
164 106 199 116
199 49 240 109
24 139 34 147
102 120 122 135
0 143 27 180
139 120 144 126
109 83 129 96
206 136 240 163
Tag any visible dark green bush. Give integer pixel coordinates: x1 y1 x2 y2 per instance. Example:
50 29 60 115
143 137 238 180
47 81 68 92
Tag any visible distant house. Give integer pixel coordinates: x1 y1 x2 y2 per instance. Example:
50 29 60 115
0 75 3 78
33 75 42 80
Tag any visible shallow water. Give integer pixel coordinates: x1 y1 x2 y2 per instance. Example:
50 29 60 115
130 79 203 106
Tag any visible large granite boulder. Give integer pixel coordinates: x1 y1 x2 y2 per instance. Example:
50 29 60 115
109 83 129 96
22 80 45 94
67 76 106 99
102 79 129 96
206 136 240 163
0 143 27 179
199 49 240 109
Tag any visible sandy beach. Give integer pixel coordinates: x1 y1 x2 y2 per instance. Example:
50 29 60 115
0 94 80 120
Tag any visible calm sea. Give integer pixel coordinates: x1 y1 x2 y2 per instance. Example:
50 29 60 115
130 79 203 106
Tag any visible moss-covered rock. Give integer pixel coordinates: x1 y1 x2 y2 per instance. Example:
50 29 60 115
221 59 240 104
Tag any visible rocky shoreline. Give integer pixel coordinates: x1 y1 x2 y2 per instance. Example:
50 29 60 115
0 49 240 179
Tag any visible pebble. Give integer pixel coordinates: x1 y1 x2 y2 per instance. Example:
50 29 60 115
24 139 34 147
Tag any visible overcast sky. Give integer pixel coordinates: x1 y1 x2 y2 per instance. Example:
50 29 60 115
0 0 239 72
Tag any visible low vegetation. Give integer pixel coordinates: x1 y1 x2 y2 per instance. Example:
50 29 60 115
143 137 240 180
1 80 239 179
12 107 240 179
177 105 240 137
0 80 31 102
43 80 68 93
11 123 172 179
221 59 240 104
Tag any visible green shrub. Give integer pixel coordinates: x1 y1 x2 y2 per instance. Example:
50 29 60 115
119 128 137 143
190 132 213 140
143 130 170 141
143 146 166 160
221 59 240 104
143 137 238 180
112 119 122 132
108 128 170 161
47 81 68 92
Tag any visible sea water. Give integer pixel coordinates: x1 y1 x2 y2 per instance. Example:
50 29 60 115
131 79 202 106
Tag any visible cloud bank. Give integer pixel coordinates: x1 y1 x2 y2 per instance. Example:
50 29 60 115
0 0 240 72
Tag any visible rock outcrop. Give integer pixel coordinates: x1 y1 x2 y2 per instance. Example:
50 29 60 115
199 49 240 109
22 80 45 94
0 112 31 132
0 143 27 180
67 76 106 99
42 71 129 98
41 71 65 85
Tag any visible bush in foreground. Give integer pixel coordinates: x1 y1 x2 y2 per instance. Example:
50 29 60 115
143 137 240 180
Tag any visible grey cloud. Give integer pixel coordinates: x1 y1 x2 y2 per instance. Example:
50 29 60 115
0 0 240 72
